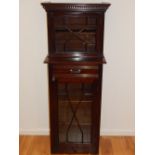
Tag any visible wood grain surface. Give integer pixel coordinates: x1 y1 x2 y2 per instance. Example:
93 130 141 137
19 136 135 155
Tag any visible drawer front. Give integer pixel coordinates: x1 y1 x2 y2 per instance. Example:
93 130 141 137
53 65 99 81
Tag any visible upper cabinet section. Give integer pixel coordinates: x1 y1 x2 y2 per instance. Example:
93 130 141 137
41 3 110 59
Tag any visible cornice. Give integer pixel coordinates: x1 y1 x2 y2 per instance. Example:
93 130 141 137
41 3 111 12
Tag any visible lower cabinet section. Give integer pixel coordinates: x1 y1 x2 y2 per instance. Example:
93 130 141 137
48 64 102 153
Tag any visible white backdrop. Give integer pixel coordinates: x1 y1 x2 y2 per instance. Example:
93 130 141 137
19 0 134 135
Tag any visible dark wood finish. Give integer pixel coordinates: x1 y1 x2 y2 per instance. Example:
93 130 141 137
41 2 110 154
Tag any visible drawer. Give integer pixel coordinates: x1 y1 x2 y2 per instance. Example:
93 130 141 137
53 65 99 80
53 65 98 74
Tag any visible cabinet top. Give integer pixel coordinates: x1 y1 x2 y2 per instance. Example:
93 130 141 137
41 3 111 12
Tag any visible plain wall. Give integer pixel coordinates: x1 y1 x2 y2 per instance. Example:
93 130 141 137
19 0 134 135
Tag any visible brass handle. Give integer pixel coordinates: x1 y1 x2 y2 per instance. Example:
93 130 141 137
70 68 81 74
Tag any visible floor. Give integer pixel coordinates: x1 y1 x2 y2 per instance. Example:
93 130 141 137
19 136 135 155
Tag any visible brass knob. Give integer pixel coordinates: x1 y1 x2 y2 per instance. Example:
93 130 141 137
70 68 81 74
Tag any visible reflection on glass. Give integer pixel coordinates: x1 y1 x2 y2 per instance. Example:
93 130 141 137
54 16 97 53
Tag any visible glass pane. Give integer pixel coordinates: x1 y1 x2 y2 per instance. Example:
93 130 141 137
54 16 97 53
58 83 93 143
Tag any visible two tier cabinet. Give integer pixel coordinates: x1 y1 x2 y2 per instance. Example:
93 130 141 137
41 3 110 154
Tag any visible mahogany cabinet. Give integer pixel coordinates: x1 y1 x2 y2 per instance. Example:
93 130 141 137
41 3 110 154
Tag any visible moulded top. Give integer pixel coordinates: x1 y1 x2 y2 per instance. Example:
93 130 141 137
41 2 111 12
44 55 107 64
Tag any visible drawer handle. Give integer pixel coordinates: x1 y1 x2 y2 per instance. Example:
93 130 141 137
70 68 81 74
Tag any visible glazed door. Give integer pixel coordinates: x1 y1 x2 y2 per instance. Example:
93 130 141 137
58 82 93 143
50 77 101 153
47 12 104 57
53 14 98 53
